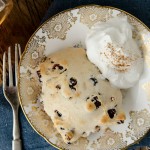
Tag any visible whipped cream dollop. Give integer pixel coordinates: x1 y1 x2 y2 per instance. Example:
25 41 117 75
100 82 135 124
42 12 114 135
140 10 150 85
86 17 143 89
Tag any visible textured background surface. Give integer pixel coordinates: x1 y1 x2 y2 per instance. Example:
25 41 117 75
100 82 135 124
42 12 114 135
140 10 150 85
0 0 150 150
0 0 53 84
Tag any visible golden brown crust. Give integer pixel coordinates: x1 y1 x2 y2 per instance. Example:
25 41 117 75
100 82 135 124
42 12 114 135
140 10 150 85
116 113 126 121
85 101 96 112
39 63 46 75
101 115 110 124
75 92 81 97
65 131 74 141
60 60 68 65
54 118 63 126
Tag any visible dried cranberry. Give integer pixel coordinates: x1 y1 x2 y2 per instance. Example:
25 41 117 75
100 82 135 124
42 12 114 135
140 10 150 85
105 78 109 82
94 100 101 109
95 125 100 132
92 96 98 101
69 77 77 90
56 85 61 89
91 96 101 109
52 64 63 70
111 97 115 101
67 142 71 145
90 77 98 86
60 68 67 74
107 109 116 119
54 110 62 117
117 120 124 124
70 77 77 86
60 127 65 130
37 70 42 82
86 97 90 100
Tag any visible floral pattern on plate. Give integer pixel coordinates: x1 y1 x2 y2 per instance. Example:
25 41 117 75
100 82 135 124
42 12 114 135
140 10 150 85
42 11 77 40
129 109 150 139
97 129 127 150
78 6 112 28
21 36 46 69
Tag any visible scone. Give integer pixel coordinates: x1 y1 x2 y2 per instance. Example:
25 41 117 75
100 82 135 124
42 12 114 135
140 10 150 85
39 48 126 144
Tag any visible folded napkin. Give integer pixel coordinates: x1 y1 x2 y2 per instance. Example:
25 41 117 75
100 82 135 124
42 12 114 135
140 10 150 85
0 0 150 150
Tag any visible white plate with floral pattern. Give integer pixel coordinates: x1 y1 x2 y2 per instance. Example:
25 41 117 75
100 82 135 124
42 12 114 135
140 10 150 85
18 5 150 150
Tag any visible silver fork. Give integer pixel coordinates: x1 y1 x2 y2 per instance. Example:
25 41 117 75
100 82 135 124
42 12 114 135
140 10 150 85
3 44 22 150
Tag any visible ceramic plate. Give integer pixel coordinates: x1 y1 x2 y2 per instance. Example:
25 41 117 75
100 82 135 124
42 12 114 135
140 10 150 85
18 5 150 150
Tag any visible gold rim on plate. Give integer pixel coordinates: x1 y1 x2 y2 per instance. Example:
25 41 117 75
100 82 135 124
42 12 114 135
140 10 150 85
18 4 150 150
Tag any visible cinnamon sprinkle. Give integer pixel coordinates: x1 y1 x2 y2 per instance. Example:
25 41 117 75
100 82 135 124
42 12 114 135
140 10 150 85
102 43 137 72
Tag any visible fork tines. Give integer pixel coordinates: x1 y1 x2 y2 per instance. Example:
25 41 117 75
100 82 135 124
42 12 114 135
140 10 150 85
3 44 21 88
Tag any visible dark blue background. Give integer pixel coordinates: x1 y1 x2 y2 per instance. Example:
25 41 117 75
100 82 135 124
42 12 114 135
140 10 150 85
1 0 150 150
43 0 150 28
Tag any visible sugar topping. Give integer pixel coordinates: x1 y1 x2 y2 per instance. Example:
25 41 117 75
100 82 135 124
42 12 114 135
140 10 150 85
101 43 140 72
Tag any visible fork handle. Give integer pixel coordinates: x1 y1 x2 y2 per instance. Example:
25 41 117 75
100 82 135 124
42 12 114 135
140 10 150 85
12 107 22 150
12 139 22 150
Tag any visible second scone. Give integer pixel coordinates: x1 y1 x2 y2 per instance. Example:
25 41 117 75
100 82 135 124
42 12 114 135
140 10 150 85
39 48 126 144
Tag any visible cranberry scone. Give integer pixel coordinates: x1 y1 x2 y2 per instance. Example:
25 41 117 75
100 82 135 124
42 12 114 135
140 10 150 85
39 48 126 144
